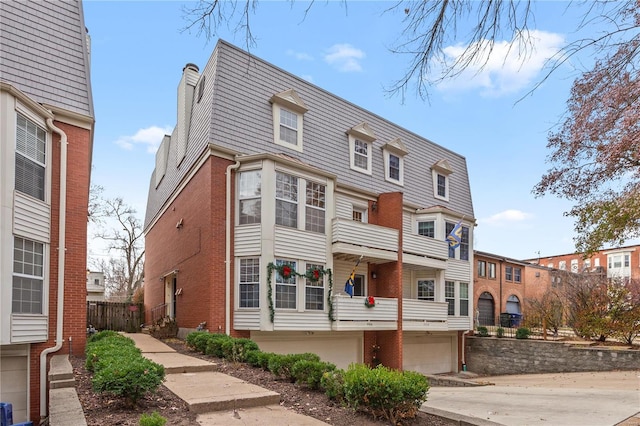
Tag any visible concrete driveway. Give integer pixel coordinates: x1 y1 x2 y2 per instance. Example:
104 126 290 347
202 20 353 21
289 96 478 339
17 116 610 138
422 371 640 426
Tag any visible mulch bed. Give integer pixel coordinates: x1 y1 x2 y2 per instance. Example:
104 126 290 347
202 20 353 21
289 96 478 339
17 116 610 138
73 336 456 426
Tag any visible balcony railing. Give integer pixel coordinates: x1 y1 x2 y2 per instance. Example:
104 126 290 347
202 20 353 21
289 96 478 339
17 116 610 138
332 295 397 330
402 298 448 331
403 234 449 261
332 218 398 260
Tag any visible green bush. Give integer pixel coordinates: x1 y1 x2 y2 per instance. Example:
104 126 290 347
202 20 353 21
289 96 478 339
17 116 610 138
87 330 120 344
268 353 321 380
320 369 345 401
92 351 165 406
85 334 139 372
245 350 262 367
204 334 233 358
139 411 167 426
476 326 489 337
343 364 429 425
291 360 336 389
516 327 531 339
185 331 210 352
496 327 504 338
220 338 260 363
255 351 277 370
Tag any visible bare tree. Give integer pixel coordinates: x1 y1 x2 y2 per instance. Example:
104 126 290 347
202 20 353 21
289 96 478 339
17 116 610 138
94 197 145 302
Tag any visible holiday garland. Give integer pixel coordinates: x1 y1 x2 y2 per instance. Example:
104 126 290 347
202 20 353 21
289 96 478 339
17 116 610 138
266 262 334 322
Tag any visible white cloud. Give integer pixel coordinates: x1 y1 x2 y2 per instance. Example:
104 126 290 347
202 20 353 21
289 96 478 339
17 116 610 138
324 44 365 72
286 49 313 61
114 125 172 153
482 209 533 226
435 30 564 97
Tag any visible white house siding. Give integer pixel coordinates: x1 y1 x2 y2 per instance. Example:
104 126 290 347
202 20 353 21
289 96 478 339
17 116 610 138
13 191 50 242
250 331 363 370
273 311 331 331
274 227 327 263
444 259 471 282
403 333 456 374
0 346 28 423
335 193 355 220
233 310 261 330
11 314 47 343
234 224 261 256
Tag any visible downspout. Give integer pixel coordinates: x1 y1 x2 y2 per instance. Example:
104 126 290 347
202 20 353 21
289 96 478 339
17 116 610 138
40 118 67 417
225 158 241 335
461 329 471 372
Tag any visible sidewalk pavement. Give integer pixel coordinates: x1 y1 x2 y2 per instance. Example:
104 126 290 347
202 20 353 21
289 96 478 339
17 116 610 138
122 333 330 425
421 370 640 426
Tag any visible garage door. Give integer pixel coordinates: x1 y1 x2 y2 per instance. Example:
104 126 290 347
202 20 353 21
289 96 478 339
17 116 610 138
251 331 362 370
478 292 495 325
0 354 28 423
403 334 453 374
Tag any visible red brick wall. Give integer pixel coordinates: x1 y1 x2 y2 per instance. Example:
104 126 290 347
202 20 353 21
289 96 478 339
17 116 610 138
29 121 91 421
145 155 234 333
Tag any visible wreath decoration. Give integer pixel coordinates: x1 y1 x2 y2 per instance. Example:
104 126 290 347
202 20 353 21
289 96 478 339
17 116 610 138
365 296 376 308
266 262 334 322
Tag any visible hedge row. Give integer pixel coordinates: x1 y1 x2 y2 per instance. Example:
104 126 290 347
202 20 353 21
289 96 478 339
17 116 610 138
85 331 165 406
185 331 429 423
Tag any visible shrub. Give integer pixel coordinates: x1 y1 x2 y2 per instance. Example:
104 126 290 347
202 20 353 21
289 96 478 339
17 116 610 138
185 331 210 351
220 337 260 363
245 350 262 367
139 411 167 426
343 364 429 425
92 351 165 406
85 334 139 372
320 369 345 401
291 360 336 389
87 330 120 344
255 351 277 370
476 326 489 337
496 327 504 338
204 334 233 358
516 327 531 339
268 353 321 380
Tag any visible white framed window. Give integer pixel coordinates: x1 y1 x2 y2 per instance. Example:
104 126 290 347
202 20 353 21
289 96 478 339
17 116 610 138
431 159 453 202
514 267 522 283
239 258 260 308
382 138 407 186
305 181 325 233
417 221 435 238
16 113 47 201
271 89 307 152
275 259 297 309
477 260 486 277
488 262 496 279
13 236 44 314
352 207 367 223
347 122 375 175
276 172 298 228
460 226 470 261
505 266 513 281
305 263 325 310
238 170 261 225
417 279 435 301
459 282 469 316
445 281 455 315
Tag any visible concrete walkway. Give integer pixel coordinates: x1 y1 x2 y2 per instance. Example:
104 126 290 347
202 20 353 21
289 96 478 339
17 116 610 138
422 370 640 426
122 333 330 425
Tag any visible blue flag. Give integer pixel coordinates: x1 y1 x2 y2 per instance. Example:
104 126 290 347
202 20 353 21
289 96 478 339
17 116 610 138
344 255 363 298
447 221 463 249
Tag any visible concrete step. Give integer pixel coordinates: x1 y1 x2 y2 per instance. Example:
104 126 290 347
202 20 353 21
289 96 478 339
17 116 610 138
143 352 218 374
49 355 74 382
164 371 280 414
49 378 76 389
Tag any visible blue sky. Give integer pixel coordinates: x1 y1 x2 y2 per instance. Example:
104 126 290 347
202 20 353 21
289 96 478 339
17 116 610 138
83 1 629 262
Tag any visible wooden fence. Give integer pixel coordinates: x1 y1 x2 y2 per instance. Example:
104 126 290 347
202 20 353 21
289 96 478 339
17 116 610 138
86 301 144 333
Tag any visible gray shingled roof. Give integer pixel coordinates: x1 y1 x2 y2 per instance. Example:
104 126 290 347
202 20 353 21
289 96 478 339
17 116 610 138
0 0 94 117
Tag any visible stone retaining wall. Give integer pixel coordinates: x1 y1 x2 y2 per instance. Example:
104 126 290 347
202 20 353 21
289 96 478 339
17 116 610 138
465 336 639 376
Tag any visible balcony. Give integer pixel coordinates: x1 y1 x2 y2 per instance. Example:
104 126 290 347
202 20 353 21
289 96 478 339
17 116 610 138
403 234 448 269
402 299 449 331
332 218 398 262
331 295 397 331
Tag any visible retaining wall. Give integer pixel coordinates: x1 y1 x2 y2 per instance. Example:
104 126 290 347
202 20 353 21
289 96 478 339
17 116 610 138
465 336 639 376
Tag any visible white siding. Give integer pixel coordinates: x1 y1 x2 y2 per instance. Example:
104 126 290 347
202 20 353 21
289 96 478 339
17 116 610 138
334 193 353 220
445 259 471 281
448 316 472 330
11 314 47 342
234 224 261 256
332 218 398 253
274 227 326 262
273 312 331 331
403 211 413 234
233 310 261 330
332 295 397 322
13 191 50 242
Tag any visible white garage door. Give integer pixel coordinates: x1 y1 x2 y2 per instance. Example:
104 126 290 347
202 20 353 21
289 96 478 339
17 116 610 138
251 331 362 370
403 334 453 374
0 354 29 423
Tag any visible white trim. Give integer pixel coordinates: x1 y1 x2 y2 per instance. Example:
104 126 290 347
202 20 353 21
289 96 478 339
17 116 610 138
383 149 404 186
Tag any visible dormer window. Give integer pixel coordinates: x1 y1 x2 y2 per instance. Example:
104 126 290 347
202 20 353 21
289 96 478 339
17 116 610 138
271 89 308 153
382 138 407 186
347 122 376 175
431 159 453 202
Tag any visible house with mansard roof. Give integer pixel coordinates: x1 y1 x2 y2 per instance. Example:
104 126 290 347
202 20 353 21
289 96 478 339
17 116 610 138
0 0 94 422
144 39 475 374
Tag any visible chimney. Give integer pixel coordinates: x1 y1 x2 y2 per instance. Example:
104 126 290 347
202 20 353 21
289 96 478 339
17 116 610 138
176 63 200 163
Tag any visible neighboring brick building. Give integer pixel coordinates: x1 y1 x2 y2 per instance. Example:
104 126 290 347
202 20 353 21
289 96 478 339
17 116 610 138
144 40 475 375
0 1 94 423
525 244 640 283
